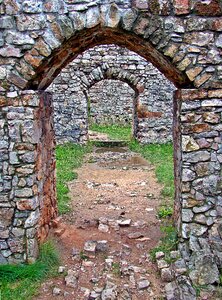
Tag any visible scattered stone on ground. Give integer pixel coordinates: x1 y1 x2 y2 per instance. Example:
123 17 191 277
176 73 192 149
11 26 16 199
34 146 170 299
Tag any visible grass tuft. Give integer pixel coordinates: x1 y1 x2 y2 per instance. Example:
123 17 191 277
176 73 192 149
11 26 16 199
0 241 59 300
150 225 178 262
157 206 173 219
112 262 121 277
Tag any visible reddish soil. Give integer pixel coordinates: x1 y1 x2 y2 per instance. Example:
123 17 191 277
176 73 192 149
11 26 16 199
35 146 165 300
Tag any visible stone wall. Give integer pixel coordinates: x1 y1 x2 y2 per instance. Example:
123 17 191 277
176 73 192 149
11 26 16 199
178 89 222 285
88 79 135 126
0 91 56 264
1 0 222 91
48 44 175 144
49 73 88 144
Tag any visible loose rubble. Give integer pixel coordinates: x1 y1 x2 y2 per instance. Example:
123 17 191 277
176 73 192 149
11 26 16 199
34 147 166 299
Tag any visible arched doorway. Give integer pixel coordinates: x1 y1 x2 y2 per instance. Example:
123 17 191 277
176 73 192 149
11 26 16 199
48 43 175 145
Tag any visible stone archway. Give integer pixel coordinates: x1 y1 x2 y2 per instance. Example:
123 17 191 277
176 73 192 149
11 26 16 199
0 0 222 288
49 44 175 145
83 66 142 141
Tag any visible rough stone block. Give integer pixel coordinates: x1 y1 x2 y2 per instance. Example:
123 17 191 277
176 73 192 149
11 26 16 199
173 0 190 15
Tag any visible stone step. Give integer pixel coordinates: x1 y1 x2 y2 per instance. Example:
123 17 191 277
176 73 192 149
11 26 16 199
91 140 129 147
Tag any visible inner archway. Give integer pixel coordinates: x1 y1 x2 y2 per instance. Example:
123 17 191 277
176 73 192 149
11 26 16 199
87 79 135 140
48 44 175 145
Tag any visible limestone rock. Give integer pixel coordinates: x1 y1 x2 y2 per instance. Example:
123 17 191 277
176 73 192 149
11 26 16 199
96 240 108 252
98 223 109 233
155 251 165 260
182 136 200 152
52 287 61 296
122 8 137 31
0 253 7 264
86 6 100 28
58 266 65 273
65 270 78 288
101 282 117 300
84 240 97 258
165 281 180 300
117 219 131 226
137 279 150 290
190 253 220 285
161 268 174 282
127 232 144 239
157 259 169 269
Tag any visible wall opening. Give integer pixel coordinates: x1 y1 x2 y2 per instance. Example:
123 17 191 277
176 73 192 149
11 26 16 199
48 44 175 145
87 79 135 141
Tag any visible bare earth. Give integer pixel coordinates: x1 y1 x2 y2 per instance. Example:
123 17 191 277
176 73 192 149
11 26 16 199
35 146 165 300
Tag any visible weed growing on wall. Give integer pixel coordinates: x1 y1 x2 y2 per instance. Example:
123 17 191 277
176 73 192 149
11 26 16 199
149 224 178 262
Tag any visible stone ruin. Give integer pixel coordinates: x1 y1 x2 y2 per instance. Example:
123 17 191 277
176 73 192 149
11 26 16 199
48 44 175 144
0 0 222 296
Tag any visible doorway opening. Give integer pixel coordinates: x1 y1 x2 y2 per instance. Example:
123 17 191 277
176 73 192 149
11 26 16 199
37 43 177 298
87 79 135 142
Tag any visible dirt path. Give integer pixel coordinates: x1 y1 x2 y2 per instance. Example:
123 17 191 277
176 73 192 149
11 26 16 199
35 147 165 300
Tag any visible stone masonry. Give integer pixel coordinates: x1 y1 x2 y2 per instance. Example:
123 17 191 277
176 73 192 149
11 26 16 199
88 79 135 126
0 0 222 296
0 91 56 263
48 44 175 144
177 89 222 286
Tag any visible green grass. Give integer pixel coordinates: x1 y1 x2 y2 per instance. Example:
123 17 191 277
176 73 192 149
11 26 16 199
56 143 91 214
149 225 178 262
112 262 121 277
0 241 59 300
129 140 174 199
128 141 177 260
89 124 132 141
157 206 173 219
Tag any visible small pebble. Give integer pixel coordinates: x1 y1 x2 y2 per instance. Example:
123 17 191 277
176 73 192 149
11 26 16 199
52 287 61 296
137 279 150 290
58 266 65 273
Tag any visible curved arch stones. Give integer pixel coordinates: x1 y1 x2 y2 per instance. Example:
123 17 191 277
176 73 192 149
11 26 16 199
49 44 175 145
0 0 222 291
83 65 142 141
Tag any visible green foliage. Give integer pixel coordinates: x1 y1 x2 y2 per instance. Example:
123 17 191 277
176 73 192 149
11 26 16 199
79 251 88 260
0 241 59 300
129 141 176 263
89 124 132 141
193 285 201 297
129 140 174 198
215 286 222 298
193 284 222 298
112 262 121 277
158 206 173 219
56 143 91 214
38 240 60 273
150 225 178 262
